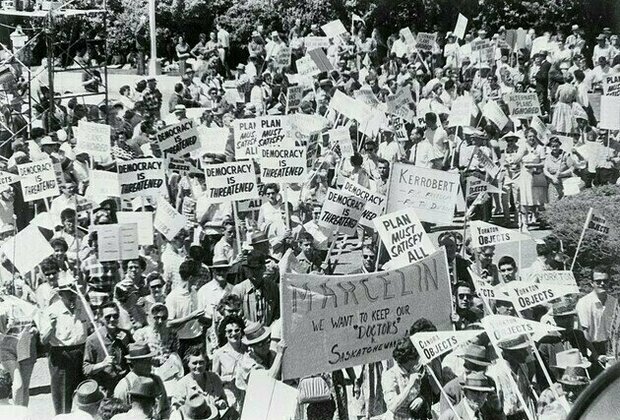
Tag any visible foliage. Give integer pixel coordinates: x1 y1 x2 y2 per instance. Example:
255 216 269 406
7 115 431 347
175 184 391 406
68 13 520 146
540 185 620 278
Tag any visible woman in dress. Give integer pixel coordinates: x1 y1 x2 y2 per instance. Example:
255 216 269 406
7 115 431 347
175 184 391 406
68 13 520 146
513 128 548 227
543 136 574 200
212 314 246 412
551 62 578 135
175 35 190 76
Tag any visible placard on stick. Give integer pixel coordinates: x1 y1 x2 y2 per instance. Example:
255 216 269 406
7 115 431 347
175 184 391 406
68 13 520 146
96 223 139 262
17 159 60 202
203 161 259 203
153 197 187 241
318 187 365 236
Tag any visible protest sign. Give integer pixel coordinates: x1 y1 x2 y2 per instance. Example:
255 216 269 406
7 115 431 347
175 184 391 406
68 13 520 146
318 187 365 235
448 96 472 127
521 270 577 286
260 147 306 184
241 371 299 420
156 119 200 157
194 126 229 156
481 315 562 346
472 147 501 178
116 211 154 246
329 90 373 122
589 93 602 121
482 100 508 130
469 220 529 248
530 115 550 143
75 121 111 159
415 32 436 51
599 96 620 130
507 92 542 118
304 36 330 51
470 270 501 301
386 162 460 224
233 115 291 159
286 85 304 112
166 157 202 177
154 196 187 241
603 74 620 96
466 177 502 198
587 209 610 235
454 14 468 39
322 19 347 39
87 170 121 198
341 179 386 229
96 223 139 262
274 46 292 68
308 48 334 73
470 39 490 52
411 330 481 365
1 224 53 274
374 209 436 269
295 55 321 77
117 158 165 198
502 282 580 311
386 86 414 122
204 161 258 203
479 45 495 64
354 86 380 108
399 27 416 46
0 171 19 189
329 127 354 158
281 248 452 379
17 159 59 202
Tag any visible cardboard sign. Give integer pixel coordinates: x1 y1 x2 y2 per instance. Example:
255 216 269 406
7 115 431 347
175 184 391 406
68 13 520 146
399 27 416 46
274 46 292 68
203 161 258 203
296 55 321 77
87 169 121 198
502 282 580 311
386 86 414 122
481 314 562 346
233 116 291 159
153 196 187 241
354 86 380 108
116 211 154 246
482 100 508 130
281 248 452 380
0 224 54 274
470 270 501 301
193 126 229 157
286 86 304 112
386 162 460 224
411 330 481 365
448 96 472 127
415 32 437 51
466 177 502 198
603 74 620 96
318 187 365 235
454 14 468 40
156 119 200 157
241 371 299 420
329 127 354 158
374 209 436 269
520 270 577 286
304 36 330 51
588 210 610 235
469 220 529 248
321 19 347 39
0 171 20 189
117 158 165 198
75 121 111 159
260 147 306 183
471 39 491 52
17 160 59 202
341 179 386 229
166 157 202 177
96 223 140 262
599 96 620 130
507 92 542 118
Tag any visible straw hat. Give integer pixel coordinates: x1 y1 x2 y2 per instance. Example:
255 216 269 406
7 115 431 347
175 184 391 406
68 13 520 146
242 321 271 345
554 348 591 369
461 371 495 392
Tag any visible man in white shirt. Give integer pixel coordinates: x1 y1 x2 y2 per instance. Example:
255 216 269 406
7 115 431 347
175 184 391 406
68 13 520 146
197 258 232 319
592 34 613 64
377 126 404 163
212 222 238 263
424 112 449 169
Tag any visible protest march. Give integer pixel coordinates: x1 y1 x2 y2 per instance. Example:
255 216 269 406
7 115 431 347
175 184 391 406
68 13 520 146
0 2 620 420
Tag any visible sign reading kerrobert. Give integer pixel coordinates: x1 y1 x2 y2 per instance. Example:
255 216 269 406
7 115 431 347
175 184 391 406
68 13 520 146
386 162 460 224
281 248 452 380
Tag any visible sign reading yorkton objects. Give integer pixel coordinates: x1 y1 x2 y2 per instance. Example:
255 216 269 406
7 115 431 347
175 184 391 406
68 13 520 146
386 162 460 224
117 158 165 198
17 159 60 202
204 161 258 202
281 248 452 380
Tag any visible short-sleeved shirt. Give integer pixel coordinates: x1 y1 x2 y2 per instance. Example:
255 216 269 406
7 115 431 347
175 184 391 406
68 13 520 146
40 299 89 347
165 286 203 340
576 291 610 343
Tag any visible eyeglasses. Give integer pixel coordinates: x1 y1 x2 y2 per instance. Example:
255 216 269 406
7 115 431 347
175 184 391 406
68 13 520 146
363 254 374 259
152 315 167 320
225 328 241 334
458 294 473 299
104 314 119 320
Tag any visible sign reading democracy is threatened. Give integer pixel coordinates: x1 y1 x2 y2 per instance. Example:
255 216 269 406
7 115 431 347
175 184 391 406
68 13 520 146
281 248 452 380
386 162 460 224
341 179 386 229
260 147 306 184
374 209 436 269
17 160 60 202
117 158 165 198
204 161 258 203
318 188 365 235
233 116 291 159
156 119 200 157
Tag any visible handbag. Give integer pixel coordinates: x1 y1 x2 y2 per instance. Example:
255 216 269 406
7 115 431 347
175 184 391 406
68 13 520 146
298 375 332 403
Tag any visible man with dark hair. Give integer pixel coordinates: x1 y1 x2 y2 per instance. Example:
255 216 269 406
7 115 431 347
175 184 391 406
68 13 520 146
83 302 133 394
349 152 372 189
497 256 518 283
452 282 482 330
232 253 279 325
296 232 322 273
36 257 60 308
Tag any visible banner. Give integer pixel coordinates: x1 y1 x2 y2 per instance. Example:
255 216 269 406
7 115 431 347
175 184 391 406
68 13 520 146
260 147 306 183
0 224 53 273
75 121 111 159
469 220 529 248
96 223 139 262
233 116 291 159
117 158 165 198
281 248 452 379
156 119 200 157
154 196 187 241
415 32 437 51
116 211 154 246
501 281 580 311
0 171 20 189
341 179 386 229
411 330 481 365
386 162 460 224
241 371 299 420
482 100 508 130
374 209 436 269
318 187 365 235
587 209 610 235
166 157 202 177
454 14 468 39
603 74 620 96
520 270 577 286
481 315 562 346
506 93 542 118
17 160 59 202
204 161 258 203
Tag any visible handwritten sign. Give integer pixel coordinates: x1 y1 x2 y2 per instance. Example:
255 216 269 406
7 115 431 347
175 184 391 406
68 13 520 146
233 116 291 159
296 55 321 77
281 248 452 379
341 179 386 229
286 86 304 112
17 160 59 202
374 209 436 269
260 147 306 183
386 162 460 224
603 74 620 96
117 158 165 198
274 46 292 68
204 161 258 203
75 121 111 159
415 32 437 51
507 92 542 118
156 119 200 157
153 196 187 241
318 187 365 235
96 223 139 262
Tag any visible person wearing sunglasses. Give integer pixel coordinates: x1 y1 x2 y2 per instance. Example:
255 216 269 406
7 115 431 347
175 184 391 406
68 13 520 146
451 282 482 330
83 302 132 395
212 314 246 412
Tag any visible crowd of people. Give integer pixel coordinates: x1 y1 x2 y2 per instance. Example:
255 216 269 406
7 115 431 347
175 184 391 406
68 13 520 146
0 7 617 420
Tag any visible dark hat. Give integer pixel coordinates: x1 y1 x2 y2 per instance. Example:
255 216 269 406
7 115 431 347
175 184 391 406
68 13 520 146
242 321 271 345
244 252 266 269
558 366 589 386
551 296 577 317
129 377 158 398
461 371 495 392
459 343 491 366
497 333 530 350
74 379 104 407
182 393 220 420
249 231 269 246
125 343 154 360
